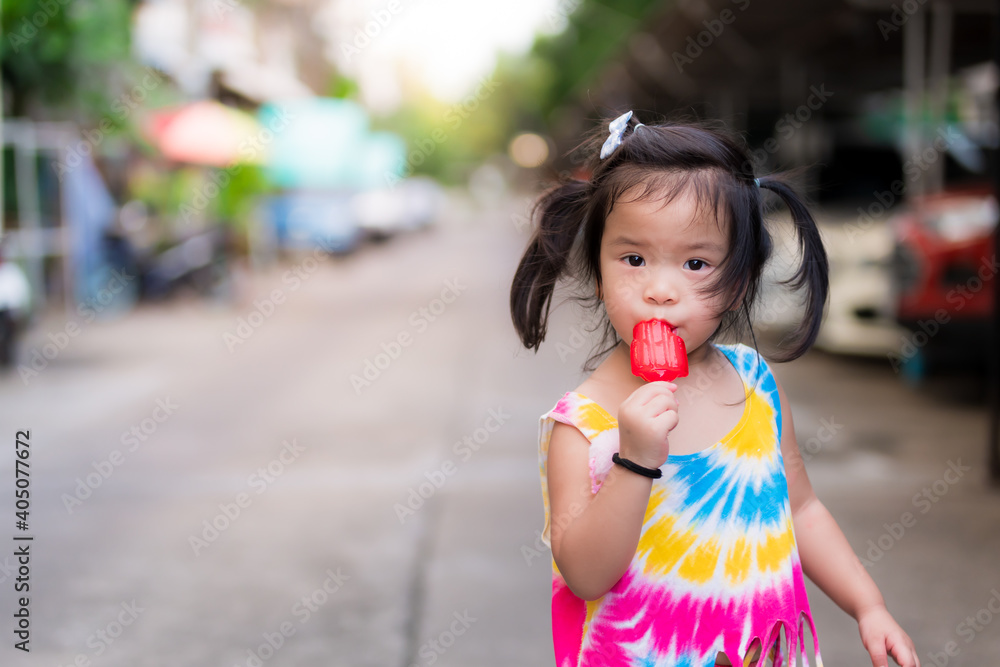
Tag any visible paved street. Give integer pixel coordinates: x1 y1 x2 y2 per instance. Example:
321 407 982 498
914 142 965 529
1 190 998 667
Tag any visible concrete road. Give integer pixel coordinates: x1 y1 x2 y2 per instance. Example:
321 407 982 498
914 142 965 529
1 190 998 667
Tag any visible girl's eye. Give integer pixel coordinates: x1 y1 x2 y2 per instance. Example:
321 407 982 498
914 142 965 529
684 259 708 271
625 255 644 267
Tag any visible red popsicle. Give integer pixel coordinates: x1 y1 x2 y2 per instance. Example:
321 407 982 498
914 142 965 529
631 319 688 382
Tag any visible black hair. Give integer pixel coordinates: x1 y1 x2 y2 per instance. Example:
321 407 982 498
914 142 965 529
510 113 829 368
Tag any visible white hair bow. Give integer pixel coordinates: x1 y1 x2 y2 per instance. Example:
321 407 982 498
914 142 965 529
600 110 640 160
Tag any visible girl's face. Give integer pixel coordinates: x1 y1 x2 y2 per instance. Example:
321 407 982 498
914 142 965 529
598 185 732 363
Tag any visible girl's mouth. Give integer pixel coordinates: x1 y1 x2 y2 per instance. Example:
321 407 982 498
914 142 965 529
649 319 676 333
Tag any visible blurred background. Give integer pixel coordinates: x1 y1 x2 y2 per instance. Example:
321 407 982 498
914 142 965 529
0 0 998 665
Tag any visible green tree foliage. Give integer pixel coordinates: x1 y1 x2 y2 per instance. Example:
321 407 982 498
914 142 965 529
214 164 269 231
2 0 139 121
529 0 660 118
375 0 661 183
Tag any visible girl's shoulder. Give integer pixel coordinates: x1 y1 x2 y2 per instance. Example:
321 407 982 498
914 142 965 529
568 345 636 421
540 349 629 443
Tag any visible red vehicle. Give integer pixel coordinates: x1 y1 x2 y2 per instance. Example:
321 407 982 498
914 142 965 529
890 186 997 381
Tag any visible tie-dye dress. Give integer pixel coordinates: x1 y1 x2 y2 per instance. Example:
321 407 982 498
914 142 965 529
536 343 823 667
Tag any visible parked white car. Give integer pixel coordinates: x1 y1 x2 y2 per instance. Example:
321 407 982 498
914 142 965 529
352 177 443 240
753 209 907 357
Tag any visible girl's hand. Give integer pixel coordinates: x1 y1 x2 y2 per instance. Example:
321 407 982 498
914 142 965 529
617 381 678 470
857 605 920 667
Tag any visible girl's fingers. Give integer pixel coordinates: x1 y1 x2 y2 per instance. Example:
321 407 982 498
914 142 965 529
643 383 678 406
868 644 888 667
634 381 676 405
641 392 676 417
652 409 679 434
891 637 919 667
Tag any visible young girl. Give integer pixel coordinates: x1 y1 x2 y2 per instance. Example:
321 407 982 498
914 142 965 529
510 112 920 667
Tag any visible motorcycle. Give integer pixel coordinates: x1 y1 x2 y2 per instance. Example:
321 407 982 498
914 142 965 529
0 250 32 368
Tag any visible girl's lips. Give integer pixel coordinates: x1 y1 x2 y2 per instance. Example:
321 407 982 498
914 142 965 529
648 318 676 332
627 319 679 346
628 319 679 344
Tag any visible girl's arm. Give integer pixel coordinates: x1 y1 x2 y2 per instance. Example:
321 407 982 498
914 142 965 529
547 422 655 600
547 382 677 601
776 376 920 667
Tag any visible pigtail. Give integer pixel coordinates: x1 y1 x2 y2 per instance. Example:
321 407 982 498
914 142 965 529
510 180 591 351
757 177 830 361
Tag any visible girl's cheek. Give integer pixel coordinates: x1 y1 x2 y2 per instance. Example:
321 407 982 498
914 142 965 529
611 282 639 303
616 269 643 293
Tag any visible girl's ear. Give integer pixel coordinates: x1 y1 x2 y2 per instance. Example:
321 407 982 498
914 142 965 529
595 278 603 301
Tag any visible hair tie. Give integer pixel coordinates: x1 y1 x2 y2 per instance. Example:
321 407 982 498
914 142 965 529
600 111 634 160
754 178 761 188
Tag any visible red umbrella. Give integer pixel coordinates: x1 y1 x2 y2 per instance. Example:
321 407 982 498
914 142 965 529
145 100 264 167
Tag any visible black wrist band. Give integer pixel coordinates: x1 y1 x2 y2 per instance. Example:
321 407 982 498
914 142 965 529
612 452 662 479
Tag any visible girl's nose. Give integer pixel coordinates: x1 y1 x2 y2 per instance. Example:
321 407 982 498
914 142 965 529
643 270 678 305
